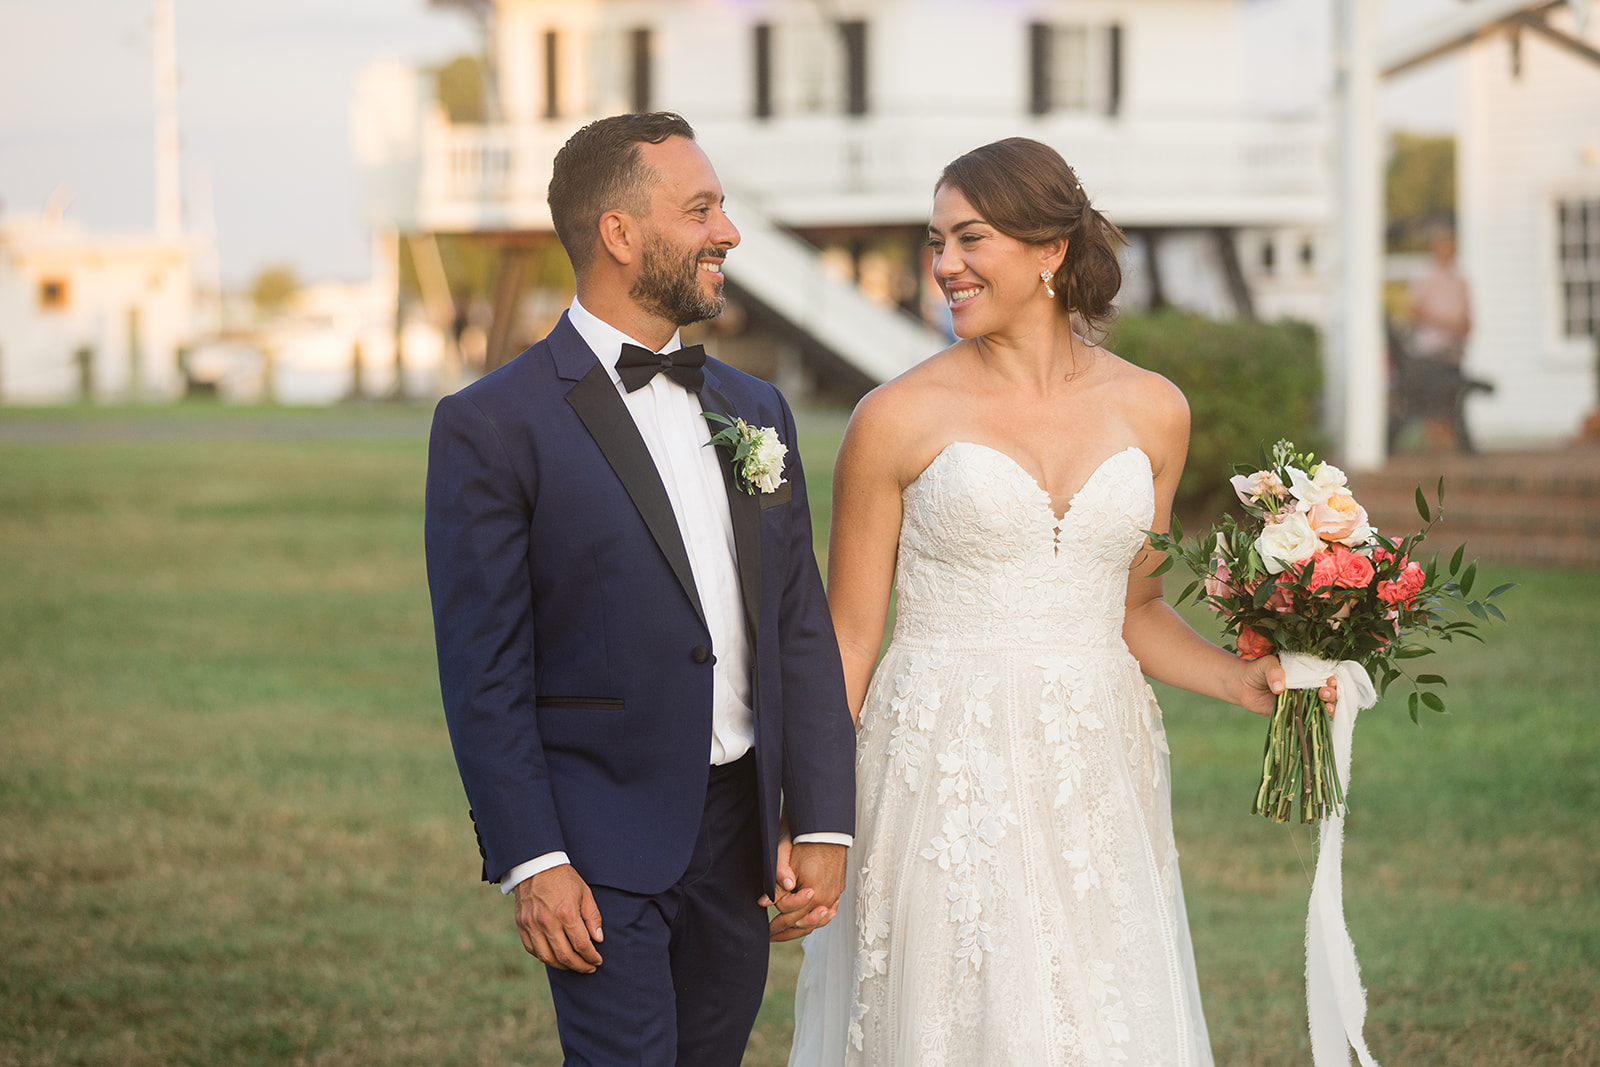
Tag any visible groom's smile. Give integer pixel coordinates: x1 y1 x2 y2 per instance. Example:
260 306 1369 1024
631 135 740 328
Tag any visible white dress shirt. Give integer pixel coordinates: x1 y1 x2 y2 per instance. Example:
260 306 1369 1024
501 299 847 895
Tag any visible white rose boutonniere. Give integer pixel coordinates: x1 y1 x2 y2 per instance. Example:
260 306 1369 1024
704 412 788 495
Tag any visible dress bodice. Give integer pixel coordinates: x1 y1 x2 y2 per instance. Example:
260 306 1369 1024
891 443 1155 651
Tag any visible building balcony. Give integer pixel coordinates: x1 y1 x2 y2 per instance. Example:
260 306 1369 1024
402 110 1331 236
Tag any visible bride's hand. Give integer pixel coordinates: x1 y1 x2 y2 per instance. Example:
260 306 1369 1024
757 821 797 909
1240 655 1338 717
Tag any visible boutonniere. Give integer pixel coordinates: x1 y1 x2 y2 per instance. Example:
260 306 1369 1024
703 412 788 494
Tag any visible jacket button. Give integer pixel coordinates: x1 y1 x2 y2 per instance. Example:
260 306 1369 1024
691 645 711 664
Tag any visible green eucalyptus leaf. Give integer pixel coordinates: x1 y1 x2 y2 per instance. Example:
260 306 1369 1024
1416 674 1447 686
1460 561 1477 596
1449 544 1464 576
1486 602 1506 622
1486 582 1515 600
1420 691 1445 712
1150 557 1175 577
1415 486 1431 522
1408 692 1420 722
1467 601 1488 621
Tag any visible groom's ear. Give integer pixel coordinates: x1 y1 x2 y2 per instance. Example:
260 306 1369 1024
596 209 640 267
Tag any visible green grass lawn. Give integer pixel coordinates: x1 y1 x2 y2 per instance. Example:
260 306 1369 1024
2 405 1595 1066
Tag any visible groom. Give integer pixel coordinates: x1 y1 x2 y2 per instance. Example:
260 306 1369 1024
424 111 857 1065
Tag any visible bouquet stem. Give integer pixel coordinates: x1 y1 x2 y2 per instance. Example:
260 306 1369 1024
1252 687 1345 824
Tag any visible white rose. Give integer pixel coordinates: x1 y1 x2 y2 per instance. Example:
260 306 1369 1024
750 429 787 493
1287 462 1348 509
1255 510 1321 573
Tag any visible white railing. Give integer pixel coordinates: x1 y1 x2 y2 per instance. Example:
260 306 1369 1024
412 111 1330 232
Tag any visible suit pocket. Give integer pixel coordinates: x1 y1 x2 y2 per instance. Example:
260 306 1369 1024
535 696 625 711
758 481 793 509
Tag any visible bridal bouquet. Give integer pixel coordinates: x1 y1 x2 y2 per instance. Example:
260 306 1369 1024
1147 439 1509 824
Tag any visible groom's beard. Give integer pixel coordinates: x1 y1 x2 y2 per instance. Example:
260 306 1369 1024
631 233 726 327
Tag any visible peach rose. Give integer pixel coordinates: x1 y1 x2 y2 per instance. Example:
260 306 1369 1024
1236 625 1273 660
1307 491 1373 546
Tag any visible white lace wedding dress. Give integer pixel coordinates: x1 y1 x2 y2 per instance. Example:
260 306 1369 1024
790 442 1213 1067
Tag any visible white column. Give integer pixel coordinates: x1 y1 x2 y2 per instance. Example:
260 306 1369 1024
1333 0 1386 470
153 0 182 238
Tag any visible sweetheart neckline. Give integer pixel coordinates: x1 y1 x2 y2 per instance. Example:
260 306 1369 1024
910 441 1150 524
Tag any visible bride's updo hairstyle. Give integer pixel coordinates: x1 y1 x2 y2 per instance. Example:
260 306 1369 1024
937 137 1126 338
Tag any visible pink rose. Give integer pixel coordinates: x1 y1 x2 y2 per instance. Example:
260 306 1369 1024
1307 550 1340 596
1398 561 1426 598
1333 547 1376 588
1376 561 1426 605
1236 625 1273 660
1204 561 1236 602
1266 578 1296 614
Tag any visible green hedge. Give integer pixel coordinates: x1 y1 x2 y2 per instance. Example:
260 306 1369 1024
1108 312 1324 517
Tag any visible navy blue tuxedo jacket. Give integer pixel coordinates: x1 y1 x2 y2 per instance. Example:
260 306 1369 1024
425 312 855 896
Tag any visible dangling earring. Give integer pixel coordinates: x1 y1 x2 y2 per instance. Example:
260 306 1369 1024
1040 270 1056 299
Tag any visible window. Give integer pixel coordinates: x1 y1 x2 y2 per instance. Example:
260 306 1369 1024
753 23 773 118
1557 197 1600 337
630 28 652 113
39 278 69 310
1029 22 1120 116
840 20 868 116
543 30 560 119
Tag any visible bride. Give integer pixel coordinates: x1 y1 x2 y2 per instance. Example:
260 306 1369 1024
782 138 1336 1066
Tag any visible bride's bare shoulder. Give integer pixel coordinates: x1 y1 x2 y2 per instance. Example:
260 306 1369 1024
841 343 973 484
1094 348 1189 425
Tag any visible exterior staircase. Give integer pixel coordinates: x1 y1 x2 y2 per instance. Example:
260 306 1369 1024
719 193 947 388
1352 447 1600 568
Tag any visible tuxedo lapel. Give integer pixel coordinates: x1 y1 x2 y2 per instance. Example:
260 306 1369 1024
563 350 707 630
699 381 762 646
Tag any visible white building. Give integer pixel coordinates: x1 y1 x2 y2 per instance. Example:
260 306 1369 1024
0 196 195 403
1457 3 1600 444
0 0 202 406
355 0 1334 394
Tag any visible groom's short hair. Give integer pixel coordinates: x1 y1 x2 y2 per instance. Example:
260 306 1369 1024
548 112 698 277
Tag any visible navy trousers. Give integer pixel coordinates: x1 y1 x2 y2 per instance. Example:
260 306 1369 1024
544 754 769 1066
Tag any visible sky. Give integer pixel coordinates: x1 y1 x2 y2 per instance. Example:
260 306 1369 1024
0 0 1461 289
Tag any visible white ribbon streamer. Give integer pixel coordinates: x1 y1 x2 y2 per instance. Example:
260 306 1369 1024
1278 651 1381 1067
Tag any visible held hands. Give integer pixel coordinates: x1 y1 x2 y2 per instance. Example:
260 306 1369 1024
758 834 847 942
1240 654 1338 717
513 864 604 973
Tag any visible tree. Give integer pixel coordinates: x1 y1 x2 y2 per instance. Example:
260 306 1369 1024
250 265 298 316
1386 131 1455 253
436 54 486 124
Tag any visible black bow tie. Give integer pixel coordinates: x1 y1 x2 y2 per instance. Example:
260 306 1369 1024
615 342 706 393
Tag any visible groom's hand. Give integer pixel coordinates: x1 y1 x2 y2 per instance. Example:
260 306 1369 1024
513 864 604 973
767 842 846 943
